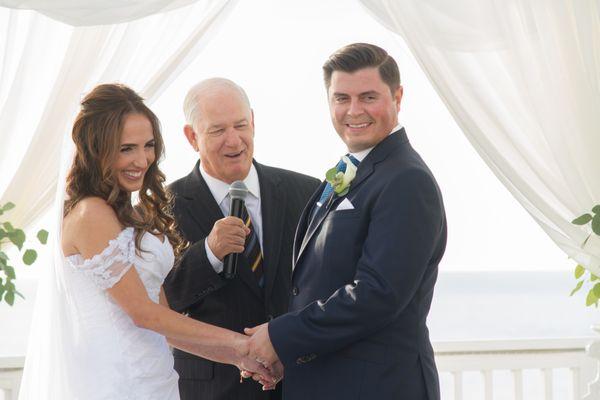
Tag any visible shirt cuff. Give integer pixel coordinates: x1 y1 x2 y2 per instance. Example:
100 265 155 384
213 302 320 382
204 240 224 273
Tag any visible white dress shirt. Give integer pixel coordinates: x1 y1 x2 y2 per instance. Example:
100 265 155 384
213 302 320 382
349 123 403 161
199 163 263 273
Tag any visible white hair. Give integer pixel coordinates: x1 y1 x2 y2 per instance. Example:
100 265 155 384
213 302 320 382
183 77 251 132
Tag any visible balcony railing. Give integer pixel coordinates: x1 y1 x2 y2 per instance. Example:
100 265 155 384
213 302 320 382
1 337 599 399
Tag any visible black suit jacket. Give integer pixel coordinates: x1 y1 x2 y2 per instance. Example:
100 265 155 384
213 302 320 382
269 129 447 400
163 160 319 400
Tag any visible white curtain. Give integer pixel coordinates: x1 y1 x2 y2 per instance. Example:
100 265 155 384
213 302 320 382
0 0 238 229
360 0 600 274
0 0 199 25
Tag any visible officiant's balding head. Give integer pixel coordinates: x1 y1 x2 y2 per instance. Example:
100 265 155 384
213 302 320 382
183 78 255 184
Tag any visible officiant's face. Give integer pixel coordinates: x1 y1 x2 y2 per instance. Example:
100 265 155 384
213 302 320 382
114 113 156 192
188 88 254 184
328 67 402 152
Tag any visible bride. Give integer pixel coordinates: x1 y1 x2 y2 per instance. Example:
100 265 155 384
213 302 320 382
18 83 276 399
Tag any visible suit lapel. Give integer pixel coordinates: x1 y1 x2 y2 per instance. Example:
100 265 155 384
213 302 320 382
293 182 325 268
255 162 285 303
183 161 263 301
293 129 409 272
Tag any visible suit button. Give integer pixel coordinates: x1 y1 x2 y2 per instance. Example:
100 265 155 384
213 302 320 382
267 314 274 321
292 286 299 296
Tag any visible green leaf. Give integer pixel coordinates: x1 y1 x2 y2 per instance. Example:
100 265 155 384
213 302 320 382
593 205 600 214
570 280 584 296
2 222 14 232
0 251 7 261
1 202 15 212
325 167 338 182
8 229 25 250
1 264 15 280
0 285 5 301
593 213 600 235
573 213 593 225
0 228 5 240
586 289 598 306
4 290 14 306
575 265 586 279
22 249 37 265
593 283 600 298
37 229 49 245
592 274 599 281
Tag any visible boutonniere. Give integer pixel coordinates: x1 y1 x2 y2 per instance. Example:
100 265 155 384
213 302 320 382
325 155 357 197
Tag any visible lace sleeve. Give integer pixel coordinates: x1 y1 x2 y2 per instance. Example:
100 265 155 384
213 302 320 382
76 228 136 290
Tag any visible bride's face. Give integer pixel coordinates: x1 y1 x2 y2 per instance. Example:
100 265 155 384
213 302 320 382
113 113 156 193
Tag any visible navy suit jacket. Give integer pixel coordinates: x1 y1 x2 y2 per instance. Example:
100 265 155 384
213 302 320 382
268 129 447 400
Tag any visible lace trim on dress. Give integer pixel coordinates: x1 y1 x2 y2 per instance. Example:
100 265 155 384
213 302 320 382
72 227 136 290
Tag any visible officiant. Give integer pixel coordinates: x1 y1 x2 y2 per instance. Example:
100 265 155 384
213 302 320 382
163 78 319 400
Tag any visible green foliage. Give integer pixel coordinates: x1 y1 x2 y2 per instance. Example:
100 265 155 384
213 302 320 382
0 202 47 306
570 204 600 307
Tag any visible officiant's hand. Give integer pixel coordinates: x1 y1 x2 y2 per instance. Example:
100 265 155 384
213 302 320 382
207 216 250 260
244 323 279 366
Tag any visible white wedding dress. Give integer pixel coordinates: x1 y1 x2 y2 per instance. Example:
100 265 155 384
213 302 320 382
19 227 180 399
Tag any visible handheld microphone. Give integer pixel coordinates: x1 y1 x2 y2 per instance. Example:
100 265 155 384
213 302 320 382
223 180 248 279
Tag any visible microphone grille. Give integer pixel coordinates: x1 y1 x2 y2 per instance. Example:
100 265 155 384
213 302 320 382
229 180 248 200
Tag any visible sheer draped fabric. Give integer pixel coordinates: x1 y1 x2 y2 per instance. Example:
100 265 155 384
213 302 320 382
0 0 238 230
360 0 600 274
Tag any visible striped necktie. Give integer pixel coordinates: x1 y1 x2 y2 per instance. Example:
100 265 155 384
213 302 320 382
240 204 264 288
313 154 360 215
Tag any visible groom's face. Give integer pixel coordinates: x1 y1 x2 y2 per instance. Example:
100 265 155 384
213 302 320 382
188 88 255 184
328 67 403 152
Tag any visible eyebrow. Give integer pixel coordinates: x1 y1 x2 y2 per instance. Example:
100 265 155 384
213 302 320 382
120 139 155 147
332 90 380 97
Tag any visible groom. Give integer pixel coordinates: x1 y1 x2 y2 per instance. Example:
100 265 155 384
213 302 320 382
246 43 447 399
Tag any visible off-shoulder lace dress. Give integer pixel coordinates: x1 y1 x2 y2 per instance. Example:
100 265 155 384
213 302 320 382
65 227 180 399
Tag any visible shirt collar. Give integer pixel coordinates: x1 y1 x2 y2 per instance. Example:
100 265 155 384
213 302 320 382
349 123 403 162
199 162 260 205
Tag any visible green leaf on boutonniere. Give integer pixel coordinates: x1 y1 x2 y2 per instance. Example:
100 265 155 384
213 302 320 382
325 167 338 182
575 265 586 279
573 213 593 225
570 280 584 296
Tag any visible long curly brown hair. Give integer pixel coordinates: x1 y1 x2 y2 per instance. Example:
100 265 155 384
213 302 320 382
64 83 187 258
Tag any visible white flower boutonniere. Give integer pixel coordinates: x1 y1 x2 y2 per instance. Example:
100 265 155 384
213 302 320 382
325 155 357 197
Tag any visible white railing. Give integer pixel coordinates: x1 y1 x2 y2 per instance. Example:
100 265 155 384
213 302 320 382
0 356 23 400
2 338 599 400
435 338 597 400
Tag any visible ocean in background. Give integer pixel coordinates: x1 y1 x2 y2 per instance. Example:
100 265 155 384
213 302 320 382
2 270 598 357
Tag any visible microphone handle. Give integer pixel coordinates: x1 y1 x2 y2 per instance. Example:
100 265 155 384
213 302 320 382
223 198 245 279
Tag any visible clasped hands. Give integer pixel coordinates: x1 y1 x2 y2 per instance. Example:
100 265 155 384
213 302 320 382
238 323 282 390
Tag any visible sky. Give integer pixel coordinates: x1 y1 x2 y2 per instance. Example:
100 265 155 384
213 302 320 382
150 0 573 272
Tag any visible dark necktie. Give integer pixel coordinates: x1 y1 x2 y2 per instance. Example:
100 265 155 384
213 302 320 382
240 204 264 288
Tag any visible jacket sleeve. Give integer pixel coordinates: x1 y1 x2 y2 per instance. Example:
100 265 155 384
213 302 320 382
268 168 445 367
163 237 228 313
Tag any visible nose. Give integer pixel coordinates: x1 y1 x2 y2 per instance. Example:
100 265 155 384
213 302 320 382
133 148 149 168
223 127 242 147
347 98 364 117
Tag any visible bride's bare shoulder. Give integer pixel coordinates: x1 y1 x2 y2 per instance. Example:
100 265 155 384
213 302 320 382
62 197 124 257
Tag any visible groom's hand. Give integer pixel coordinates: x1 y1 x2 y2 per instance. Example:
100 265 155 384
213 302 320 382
244 323 279 367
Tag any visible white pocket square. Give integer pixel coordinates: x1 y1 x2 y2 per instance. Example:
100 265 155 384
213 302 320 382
335 198 355 210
